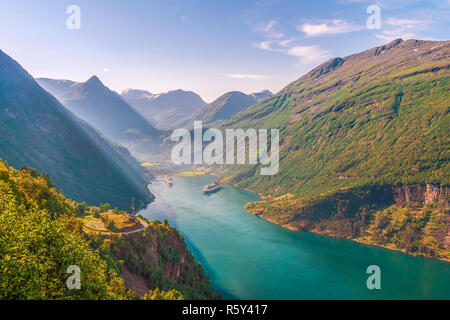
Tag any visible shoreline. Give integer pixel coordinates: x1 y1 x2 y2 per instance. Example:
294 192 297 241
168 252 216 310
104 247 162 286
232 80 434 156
158 172 450 264
219 175 450 264
246 205 450 264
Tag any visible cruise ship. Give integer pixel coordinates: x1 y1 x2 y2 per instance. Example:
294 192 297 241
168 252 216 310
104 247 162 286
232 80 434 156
203 181 221 194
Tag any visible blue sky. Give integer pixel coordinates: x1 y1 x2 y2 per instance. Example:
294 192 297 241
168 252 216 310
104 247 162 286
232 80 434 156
0 0 448 102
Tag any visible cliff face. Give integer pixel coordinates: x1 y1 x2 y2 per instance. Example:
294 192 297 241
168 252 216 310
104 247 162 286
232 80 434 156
94 220 220 299
393 184 449 207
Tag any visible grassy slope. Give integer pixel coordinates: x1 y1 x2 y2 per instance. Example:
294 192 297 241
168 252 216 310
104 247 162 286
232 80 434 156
219 39 449 195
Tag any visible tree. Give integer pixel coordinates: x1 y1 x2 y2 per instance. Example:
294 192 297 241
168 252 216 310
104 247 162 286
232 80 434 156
0 195 126 299
100 203 111 212
143 288 184 300
76 202 87 215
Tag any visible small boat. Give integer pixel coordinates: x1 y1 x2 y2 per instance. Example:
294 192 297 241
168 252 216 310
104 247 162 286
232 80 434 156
203 181 221 194
165 177 173 187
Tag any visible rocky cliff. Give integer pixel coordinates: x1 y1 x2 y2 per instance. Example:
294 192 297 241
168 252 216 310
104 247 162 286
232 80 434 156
92 219 220 299
393 184 449 207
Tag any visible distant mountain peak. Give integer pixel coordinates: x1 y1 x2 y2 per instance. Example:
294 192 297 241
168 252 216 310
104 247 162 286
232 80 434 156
374 38 404 56
122 88 151 94
85 75 104 88
218 91 249 99
36 75 159 143
386 38 404 47
121 88 154 99
250 90 273 102
121 88 206 129
87 75 101 82
177 90 259 126
255 89 273 95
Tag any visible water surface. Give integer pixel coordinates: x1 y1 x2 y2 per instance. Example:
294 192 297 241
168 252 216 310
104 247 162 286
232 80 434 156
140 175 450 299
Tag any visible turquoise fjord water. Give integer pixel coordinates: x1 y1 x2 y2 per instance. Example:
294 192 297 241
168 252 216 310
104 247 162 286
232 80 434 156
140 176 450 300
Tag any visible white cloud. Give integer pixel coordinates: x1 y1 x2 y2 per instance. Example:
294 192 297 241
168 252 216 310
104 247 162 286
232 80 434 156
255 20 284 39
255 40 273 51
278 38 294 47
257 20 277 33
252 19 333 67
287 45 331 64
298 19 364 37
254 38 296 52
224 73 268 80
376 17 431 43
254 40 283 52
375 29 416 42
103 68 110 72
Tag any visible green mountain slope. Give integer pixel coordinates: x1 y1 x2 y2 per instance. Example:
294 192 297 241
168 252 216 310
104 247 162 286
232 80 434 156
220 39 449 195
215 39 450 259
0 50 152 210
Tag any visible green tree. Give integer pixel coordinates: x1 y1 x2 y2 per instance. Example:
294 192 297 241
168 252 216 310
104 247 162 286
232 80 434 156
143 288 184 300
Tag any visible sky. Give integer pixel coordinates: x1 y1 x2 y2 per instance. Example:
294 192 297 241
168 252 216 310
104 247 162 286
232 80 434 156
0 0 449 102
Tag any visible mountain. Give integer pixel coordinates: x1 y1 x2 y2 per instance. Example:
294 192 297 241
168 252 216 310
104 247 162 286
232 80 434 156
121 88 206 129
177 91 259 128
36 77 160 145
0 49 152 210
31 78 78 97
216 39 450 259
250 90 273 102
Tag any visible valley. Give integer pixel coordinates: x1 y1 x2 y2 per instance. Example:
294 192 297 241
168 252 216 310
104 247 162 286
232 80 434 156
0 36 448 300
